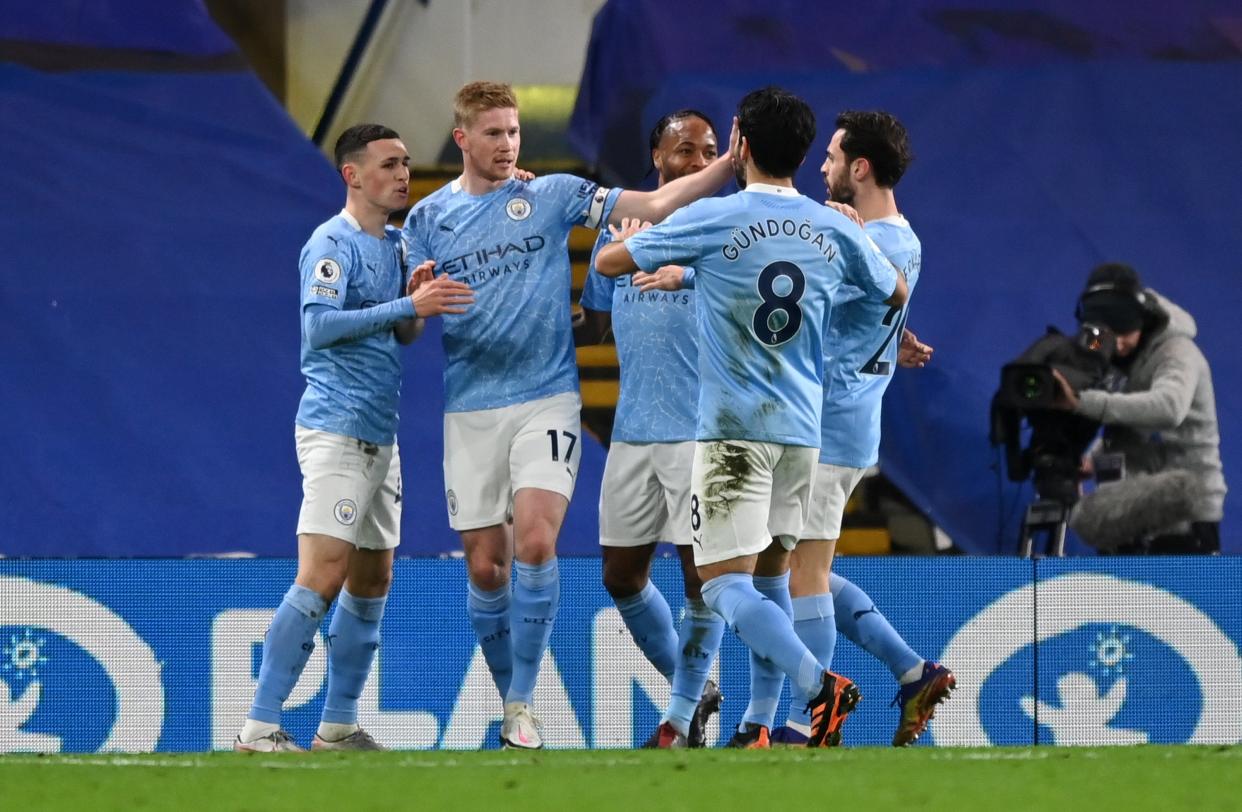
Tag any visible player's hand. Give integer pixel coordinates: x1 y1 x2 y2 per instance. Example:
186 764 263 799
824 200 864 227
406 260 436 296
633 265 686 292
897 328 933 368
608 217 652 242
410 273 474 317
1050 368 1080 411
513 166 536 182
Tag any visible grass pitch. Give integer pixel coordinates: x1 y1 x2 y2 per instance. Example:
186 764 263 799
2 746 1239 811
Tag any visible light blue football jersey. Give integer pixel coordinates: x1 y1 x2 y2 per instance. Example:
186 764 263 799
297 211 409 445
403 174 620 413
580 230 697 443
624 185 899 447
819 216 922 467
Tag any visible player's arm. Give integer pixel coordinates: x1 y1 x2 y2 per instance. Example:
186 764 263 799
604 118 735 226
594 218 652 277
305 300 416 350
886 270 909 307
394 259 467 344
633 265 692 292
605 154 732 226
303 261 472 350
897 327 933 368
842 227 908 307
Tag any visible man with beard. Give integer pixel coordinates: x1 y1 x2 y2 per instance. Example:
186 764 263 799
596 87 908 749
768 110 954 749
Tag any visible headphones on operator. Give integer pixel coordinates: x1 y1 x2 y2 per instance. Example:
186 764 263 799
1074 263 1157 331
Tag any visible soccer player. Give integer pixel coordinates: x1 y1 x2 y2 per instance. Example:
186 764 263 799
402 82 734 749
767 110 955 748
234 124 473 752
595 86 908 750
576 109 726 749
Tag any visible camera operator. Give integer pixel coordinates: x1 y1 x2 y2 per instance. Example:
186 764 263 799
1052 263 1225 554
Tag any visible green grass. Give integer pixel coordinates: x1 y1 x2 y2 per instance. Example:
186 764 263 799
2 746 1240 811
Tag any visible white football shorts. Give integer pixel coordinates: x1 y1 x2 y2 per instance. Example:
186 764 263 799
443 392 582 531
689 440 818 566
802 462 867 540
295 426 401 550
599 440 695 547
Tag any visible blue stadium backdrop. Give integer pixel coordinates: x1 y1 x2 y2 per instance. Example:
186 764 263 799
1 558 1238 752
4 0 1239 559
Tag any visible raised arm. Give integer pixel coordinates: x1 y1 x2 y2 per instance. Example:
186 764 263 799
594 218 651 277
605 118 737 226
606 155 732 226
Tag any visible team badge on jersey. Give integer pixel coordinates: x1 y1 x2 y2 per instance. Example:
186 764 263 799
333 498 357 526
315 258 342 284
506 198 532 221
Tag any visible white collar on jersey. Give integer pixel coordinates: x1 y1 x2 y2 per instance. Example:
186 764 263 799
450 177 463 193
741 182 799 196
338 209 362 231
869 213 910 227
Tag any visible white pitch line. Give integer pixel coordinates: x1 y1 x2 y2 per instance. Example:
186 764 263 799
2 747 1234 770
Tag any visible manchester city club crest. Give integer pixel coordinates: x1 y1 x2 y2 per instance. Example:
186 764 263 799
446 489 459 516
506 198 532 221
333 498 357 526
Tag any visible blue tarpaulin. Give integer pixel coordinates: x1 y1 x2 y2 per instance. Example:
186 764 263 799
0 3 610 557
3 1 1238 556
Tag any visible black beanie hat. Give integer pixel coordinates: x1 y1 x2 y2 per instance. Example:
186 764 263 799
1078 263 1146 333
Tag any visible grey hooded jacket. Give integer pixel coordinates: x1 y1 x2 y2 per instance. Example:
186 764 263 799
1074 290 1225 524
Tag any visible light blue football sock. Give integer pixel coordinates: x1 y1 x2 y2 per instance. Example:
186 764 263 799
250 584 327 724
467 581 513 700
831 573 922 680
663 598 725 734
614 580 677 679
787 592 836 727
507 558 559 705
321 590 387 725
742 572 792 728
702 573 823 703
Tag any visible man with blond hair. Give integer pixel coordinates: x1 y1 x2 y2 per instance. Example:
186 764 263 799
403 81 733 749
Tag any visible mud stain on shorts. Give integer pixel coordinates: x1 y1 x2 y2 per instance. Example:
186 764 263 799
701 441 751 521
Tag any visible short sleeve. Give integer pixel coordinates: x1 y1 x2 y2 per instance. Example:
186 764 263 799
842 228 899 303
580 231 617 312
401 206 433 269
300 240 353 311
624 199 708 272
552 175 621 229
